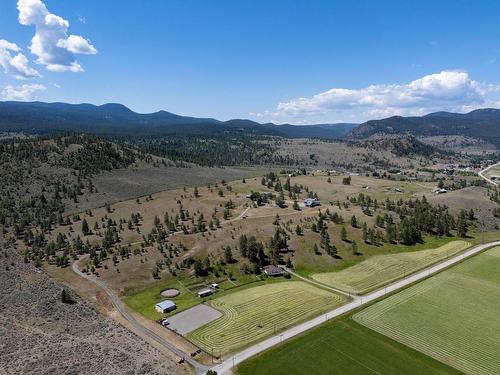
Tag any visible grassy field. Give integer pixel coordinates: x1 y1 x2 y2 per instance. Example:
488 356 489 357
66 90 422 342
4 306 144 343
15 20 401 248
123 280 200 320
354 246 500 375
187 281 347 355
311 240 471 294
123 274 263 320
237 317 459 375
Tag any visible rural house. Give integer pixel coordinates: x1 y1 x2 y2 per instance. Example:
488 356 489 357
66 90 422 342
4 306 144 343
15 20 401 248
263 265 284 276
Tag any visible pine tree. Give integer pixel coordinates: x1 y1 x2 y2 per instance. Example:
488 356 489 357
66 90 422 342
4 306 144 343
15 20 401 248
61 288 73 304
341 226 347 241
82 218 90 235
351 240 358 255
350 215 358 228
457 210 468 238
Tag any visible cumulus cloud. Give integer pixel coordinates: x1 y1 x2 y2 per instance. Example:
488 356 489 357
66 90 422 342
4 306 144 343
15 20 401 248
0 39 40 79
260 71 500 123
1 83 46 101
17 0 97 73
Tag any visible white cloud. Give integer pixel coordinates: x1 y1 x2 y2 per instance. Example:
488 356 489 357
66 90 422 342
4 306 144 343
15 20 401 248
259 71 500 123
17 0 97 73
1 83 46 101
0 39 40 79
57 35 97 55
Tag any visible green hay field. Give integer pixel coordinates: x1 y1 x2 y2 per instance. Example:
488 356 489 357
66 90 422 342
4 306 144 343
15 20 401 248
311 240 470 294
187 281 347 355
237 317 459 375
354 246 500 375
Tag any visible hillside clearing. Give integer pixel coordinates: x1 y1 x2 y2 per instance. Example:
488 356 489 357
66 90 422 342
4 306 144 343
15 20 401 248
311 240 470 294
353 246 500 375
187 281 347 355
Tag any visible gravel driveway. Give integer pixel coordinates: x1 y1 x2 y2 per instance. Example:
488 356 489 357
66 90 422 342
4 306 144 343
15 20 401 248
168 304 222 335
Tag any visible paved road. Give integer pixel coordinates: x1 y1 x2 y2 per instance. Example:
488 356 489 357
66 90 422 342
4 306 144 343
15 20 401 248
72 256 210 374
478 162 500 186
211 240 500 375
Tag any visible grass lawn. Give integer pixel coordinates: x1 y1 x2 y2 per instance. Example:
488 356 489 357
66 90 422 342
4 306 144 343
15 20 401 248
187 281 347 355
123 279 200 320
237 317 459 375
311 240 470 294
123 273 295 320
354 246 500 375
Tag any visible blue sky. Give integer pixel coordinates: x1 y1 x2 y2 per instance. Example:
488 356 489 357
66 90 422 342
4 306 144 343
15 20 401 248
1 0 500 124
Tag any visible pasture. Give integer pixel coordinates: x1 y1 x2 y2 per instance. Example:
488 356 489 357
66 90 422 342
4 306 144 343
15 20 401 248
187 281 347 355
311 240 471 294
354 246 500 375
237 317 459 375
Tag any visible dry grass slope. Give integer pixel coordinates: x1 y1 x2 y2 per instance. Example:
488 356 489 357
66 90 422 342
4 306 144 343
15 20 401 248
0 249 188 375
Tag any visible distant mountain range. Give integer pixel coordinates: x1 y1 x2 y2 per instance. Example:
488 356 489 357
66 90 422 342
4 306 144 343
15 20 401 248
346 108 500 147
2 101 500 147
0 101 356 139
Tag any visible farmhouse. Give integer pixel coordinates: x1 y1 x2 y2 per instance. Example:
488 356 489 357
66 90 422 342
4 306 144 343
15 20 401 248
198 289 214 298
263 265 285 276
304 198 320 207
155 300 177 313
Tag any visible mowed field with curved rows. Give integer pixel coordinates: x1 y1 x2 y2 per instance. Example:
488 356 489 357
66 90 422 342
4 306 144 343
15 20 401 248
312 240 470 294
187 281 347 355
353 246 500 375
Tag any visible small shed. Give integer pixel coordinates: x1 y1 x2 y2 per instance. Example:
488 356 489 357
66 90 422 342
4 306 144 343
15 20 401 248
304 198 320 207
263 265 285 277
155 300 177 313
198 289 214 298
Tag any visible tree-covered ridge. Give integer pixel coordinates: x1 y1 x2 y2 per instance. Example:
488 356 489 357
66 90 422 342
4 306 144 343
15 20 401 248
0 134 138 236
119 135 297 167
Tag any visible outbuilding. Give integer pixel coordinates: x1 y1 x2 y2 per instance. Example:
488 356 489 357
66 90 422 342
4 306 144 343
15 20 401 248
304 198 320 207
155 300 177 313
198 289 214 298
263 265 285 277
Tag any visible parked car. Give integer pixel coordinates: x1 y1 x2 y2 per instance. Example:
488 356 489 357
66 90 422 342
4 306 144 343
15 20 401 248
160 319 170 326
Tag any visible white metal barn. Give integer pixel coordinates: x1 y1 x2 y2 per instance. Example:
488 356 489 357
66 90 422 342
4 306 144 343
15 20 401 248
155 300 176 313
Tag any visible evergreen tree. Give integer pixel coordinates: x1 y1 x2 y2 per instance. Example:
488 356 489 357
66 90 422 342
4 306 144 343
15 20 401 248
82 218 90 235
341 226 347 241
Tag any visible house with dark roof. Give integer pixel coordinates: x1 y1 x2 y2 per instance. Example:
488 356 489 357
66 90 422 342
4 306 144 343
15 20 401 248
263 265 284 276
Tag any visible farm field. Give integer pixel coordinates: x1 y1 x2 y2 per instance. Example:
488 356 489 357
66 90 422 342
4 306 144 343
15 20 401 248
311 240 471 294
187 281 348 355
354 246 500 375
237 317 459 375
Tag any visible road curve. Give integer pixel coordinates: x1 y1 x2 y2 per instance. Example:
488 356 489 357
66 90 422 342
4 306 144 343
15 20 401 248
211 240 500 375
72 256 209 374
478 162 500 186
70 207 253 373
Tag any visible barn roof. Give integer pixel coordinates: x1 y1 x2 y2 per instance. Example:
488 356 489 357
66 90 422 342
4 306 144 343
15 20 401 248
155 300 176 309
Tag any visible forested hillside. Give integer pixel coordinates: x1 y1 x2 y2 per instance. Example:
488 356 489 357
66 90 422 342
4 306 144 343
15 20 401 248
0 134 139 236
346 109 500 148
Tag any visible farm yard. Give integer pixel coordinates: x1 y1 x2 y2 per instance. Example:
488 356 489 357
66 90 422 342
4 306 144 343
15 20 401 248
311 240 471 294
187 281 348 355
237 317 459 375
353 246 500 375
38 167 500 372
